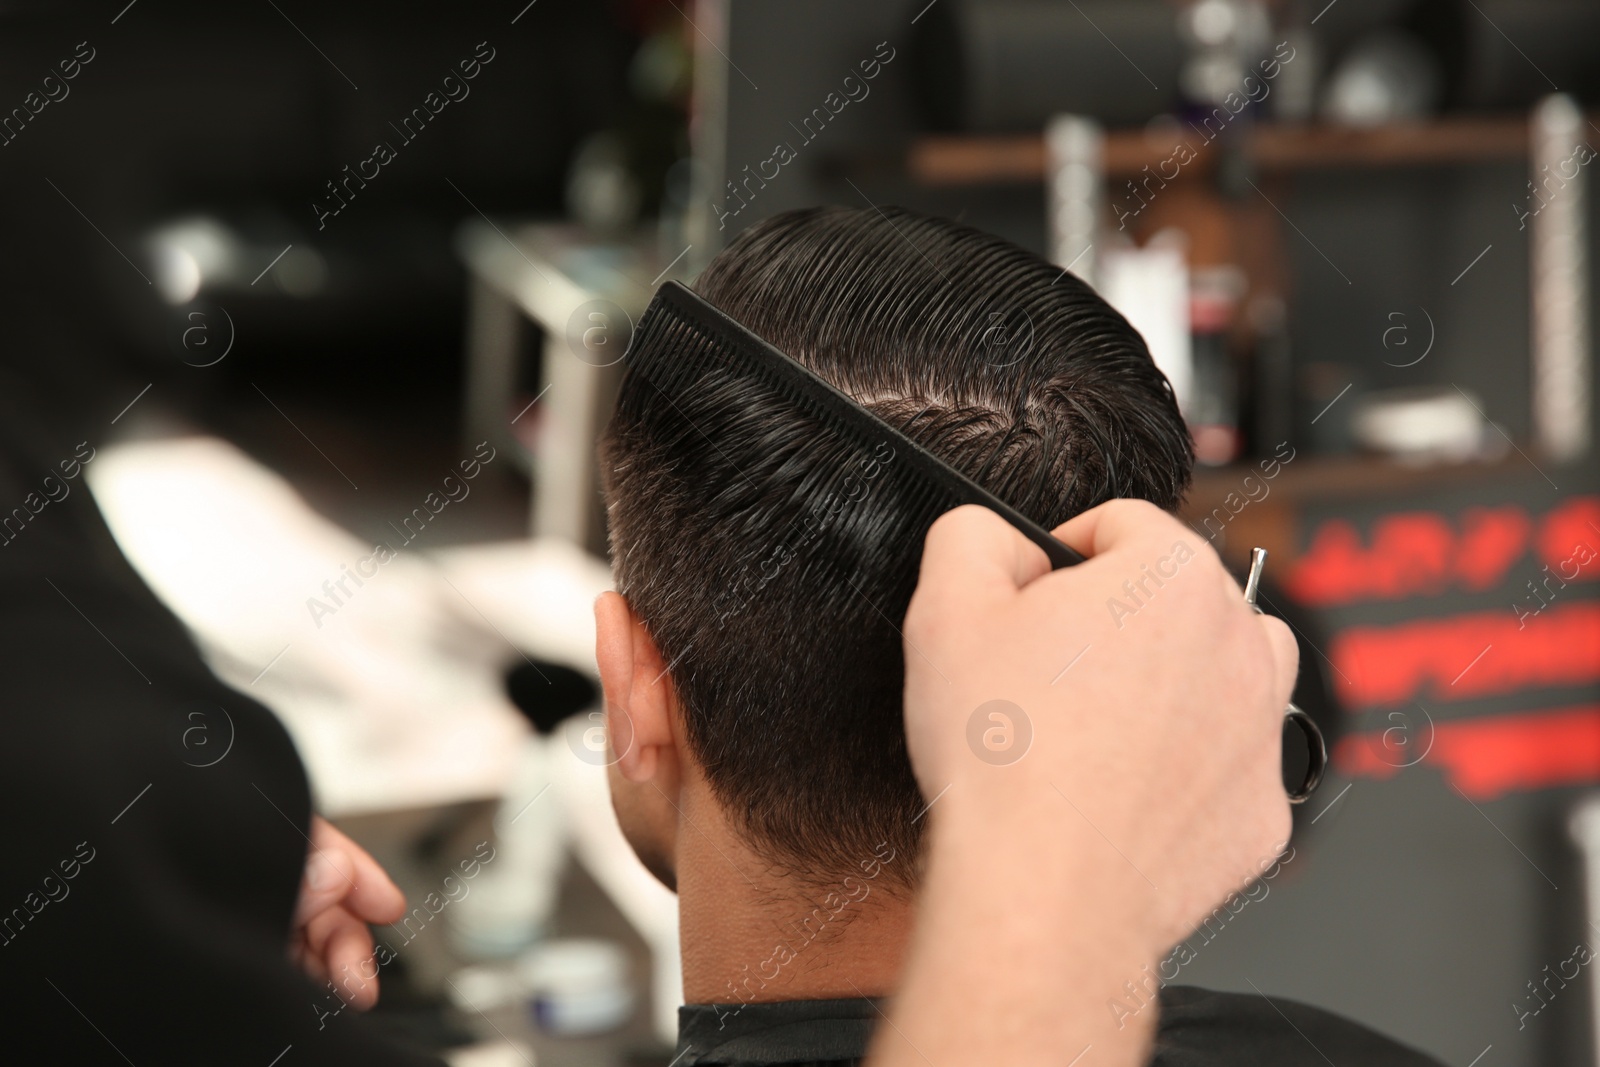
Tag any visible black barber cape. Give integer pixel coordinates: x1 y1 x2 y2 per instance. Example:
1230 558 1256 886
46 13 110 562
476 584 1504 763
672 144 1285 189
0 372 446 1065
675 989 1447 1067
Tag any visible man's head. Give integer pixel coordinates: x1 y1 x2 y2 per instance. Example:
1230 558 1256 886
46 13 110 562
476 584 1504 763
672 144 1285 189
596 206 1191 892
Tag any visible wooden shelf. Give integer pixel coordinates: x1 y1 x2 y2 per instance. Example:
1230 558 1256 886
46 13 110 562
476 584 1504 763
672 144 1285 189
1188 452 1533 505
1181 453 1550 568
907 114 1539 186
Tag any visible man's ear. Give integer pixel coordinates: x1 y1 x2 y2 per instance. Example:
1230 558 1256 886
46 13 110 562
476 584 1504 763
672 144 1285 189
593 591 676 784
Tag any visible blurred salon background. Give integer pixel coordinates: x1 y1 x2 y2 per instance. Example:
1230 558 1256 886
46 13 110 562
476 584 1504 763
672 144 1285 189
2 0 1598 1063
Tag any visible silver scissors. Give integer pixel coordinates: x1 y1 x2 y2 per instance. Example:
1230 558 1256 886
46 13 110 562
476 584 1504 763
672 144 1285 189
1244 547 1327 804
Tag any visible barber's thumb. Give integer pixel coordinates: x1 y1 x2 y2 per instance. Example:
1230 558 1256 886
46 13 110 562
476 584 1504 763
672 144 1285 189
294 847 356 926
917 506 1051 608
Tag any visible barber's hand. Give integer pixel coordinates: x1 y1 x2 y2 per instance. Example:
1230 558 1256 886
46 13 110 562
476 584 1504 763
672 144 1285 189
290 816 407 1009
901 500 1296 955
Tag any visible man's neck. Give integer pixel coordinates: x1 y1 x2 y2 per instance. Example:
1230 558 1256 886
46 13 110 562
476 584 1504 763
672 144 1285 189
673 785 915 1006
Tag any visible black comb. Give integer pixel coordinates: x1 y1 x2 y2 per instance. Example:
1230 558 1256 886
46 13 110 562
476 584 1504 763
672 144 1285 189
622 281 1086 570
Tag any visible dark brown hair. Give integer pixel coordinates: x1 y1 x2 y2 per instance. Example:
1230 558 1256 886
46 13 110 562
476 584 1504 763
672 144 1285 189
601 206 1191 884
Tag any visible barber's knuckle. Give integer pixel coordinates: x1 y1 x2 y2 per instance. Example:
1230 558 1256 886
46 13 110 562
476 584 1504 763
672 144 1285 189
1269 802 1292 851
1261 615 1297 664
903 593 933 637
1188 536 1225 578
902 607 929 647
922 509 966 558
935 503 989 541
903 594 949 648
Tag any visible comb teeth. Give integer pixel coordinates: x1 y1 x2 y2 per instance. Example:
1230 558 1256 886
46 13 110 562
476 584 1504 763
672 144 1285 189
622 281 1085 571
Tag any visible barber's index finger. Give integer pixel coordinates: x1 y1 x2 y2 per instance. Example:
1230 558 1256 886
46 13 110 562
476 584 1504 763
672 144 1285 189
1051 499 1197 562
917 505 1052 608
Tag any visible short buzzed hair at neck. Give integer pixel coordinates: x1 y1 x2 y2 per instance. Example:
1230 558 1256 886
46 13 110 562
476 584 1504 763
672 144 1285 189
600 205 1192 886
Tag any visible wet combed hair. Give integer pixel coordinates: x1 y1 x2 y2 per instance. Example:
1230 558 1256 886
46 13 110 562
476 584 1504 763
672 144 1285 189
600 206 1192 886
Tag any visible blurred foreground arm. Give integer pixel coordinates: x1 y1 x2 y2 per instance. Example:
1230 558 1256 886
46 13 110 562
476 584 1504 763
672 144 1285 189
875 502 1298 1067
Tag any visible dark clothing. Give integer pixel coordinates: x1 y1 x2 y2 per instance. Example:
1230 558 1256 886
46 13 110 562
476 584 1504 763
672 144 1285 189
676 988 1448 1067
0 377 444 1064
